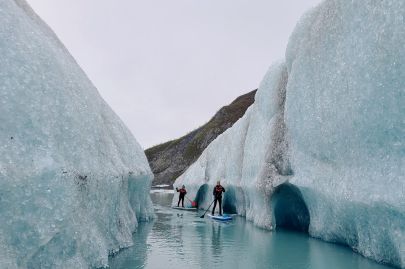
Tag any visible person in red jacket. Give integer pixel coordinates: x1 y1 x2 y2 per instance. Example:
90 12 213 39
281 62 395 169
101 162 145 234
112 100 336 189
212 181 225 216
176 185 187 207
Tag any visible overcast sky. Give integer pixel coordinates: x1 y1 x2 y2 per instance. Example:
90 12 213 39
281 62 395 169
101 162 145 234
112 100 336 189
27 0 321 149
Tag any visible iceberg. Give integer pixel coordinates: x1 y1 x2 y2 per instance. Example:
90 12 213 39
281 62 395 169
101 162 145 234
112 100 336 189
0 0 153 268
174 0 405 268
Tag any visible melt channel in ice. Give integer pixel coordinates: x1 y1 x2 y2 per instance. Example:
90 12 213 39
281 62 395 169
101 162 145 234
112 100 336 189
0 0 153 268
174 0 405 268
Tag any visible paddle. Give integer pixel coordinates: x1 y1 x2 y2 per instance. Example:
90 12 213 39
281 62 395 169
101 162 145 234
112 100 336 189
200 199 215 218
185 196 197 207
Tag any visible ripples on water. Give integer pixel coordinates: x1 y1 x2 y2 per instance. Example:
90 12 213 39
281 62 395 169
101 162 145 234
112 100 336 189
108 191 394 269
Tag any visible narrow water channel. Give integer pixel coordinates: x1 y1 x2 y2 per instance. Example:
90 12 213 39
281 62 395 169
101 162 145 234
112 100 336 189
108 190 394 269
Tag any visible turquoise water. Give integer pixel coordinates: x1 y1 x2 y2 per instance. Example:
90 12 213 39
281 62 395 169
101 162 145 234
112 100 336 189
109 191 395 269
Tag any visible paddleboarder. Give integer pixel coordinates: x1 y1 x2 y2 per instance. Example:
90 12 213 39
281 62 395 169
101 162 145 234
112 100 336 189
212 181 225 216
176 185 187 207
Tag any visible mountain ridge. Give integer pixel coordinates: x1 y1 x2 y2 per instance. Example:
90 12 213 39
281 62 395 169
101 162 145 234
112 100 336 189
145 89 257 186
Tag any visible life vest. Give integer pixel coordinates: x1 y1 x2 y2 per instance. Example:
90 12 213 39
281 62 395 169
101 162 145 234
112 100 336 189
214 185 224 196
179 188 187 195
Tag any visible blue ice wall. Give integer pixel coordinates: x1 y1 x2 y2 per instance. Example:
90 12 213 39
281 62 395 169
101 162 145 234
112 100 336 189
0 1 153 268
174 0 404 267
285 0 405 267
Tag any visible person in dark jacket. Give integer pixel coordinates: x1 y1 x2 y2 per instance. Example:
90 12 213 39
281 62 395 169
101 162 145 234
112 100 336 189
176 185 187 207
212 181 225 216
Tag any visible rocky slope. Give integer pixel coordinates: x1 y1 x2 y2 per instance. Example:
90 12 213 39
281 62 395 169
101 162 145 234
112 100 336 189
145 90 257 186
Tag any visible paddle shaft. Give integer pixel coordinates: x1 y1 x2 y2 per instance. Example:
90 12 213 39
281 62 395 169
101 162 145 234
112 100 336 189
176 189 196 206
185 195 193 203
200 199 215 218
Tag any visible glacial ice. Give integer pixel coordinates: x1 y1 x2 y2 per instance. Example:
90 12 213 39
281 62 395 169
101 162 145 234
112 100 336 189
174 0 405 268
174 62 290 227
0 1 153 268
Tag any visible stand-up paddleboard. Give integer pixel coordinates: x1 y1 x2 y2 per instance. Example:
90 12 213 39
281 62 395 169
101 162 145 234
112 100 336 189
172 206 197 211
207 214 232 221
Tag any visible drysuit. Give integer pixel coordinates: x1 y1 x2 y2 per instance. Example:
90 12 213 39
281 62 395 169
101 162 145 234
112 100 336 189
212 184 225 215
176 188 187 207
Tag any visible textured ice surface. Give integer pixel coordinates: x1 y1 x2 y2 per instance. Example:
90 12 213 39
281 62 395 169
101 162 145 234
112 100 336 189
285 0 405 267
174 62 290 228
0 1 153 268
174 0 405 267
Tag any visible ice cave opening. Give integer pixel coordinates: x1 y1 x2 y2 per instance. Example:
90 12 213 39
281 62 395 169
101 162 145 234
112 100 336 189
222 186 238 214
195 184 209 208
272 183 310 233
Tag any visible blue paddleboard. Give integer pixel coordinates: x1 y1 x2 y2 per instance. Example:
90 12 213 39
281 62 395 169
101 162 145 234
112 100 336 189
207 214 232 221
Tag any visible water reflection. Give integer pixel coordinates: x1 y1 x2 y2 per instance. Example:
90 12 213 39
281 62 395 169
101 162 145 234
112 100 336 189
108 191 394 269
211 223 222 258
107 217 152 269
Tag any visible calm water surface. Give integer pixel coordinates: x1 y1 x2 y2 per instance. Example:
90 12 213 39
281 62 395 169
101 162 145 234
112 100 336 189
109 190 394 269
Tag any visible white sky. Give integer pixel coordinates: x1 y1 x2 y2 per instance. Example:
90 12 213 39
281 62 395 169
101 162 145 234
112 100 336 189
27 0 321 149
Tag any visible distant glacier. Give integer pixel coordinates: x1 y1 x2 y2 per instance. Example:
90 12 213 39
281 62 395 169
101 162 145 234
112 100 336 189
174 0 405 268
